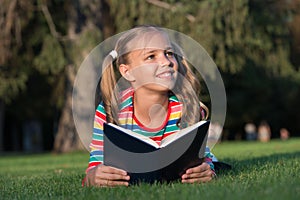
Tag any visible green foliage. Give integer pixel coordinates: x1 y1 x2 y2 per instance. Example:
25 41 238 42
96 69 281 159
0 68 27 103
0 1 35 103
109 0 294 74
2 0 300 150
33 34 66 75
107 0 300 135
67 27 103 69
1 139 299 199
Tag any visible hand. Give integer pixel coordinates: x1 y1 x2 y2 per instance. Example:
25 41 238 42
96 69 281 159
86 164 130 187
181 162 215 183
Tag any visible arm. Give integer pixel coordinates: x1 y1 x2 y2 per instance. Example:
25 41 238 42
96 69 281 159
83 104 130 187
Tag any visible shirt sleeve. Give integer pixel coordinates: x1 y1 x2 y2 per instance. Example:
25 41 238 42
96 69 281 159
85 103 107 173
204 146 217 173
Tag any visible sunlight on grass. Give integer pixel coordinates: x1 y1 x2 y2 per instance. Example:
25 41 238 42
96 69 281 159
1 139 299 200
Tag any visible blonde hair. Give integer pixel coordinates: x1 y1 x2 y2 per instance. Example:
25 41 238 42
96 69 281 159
171 42 209 127
100 25 208 127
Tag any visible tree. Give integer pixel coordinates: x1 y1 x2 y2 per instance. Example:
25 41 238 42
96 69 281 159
0 0 111 152
0 0 34 150
51 0 115 152
1 0 299 152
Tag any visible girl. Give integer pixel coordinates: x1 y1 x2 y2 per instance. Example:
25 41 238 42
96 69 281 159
84 25 215 187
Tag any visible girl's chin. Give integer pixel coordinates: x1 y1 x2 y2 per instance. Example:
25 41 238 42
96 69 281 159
133 83 175 92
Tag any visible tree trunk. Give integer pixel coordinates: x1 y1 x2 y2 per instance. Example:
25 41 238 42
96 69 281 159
53 0 116 153
53 64 84 153
52 0 85 153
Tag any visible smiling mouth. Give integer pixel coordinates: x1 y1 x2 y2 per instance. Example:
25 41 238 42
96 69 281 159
156 71 174 79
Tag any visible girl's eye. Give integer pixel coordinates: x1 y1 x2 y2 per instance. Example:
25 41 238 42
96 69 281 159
146 55 155 60
166 51 174 57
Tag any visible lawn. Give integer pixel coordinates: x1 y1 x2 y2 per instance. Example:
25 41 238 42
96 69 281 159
1 138 299 200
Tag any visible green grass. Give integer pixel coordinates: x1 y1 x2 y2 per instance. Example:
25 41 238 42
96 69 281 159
1 138 300 200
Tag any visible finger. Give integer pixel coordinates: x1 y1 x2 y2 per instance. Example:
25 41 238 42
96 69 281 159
94 179 129 187
97 165 128 176
182 170 210 180
181 175 212 183
185 163 210 174
182 169 212 179
96 171 130 182
94 165 130 186
97 179 129 187
182 173 205 180
107 180 130 187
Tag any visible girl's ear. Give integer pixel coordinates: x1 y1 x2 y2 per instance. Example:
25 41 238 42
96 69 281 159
119 64 135 82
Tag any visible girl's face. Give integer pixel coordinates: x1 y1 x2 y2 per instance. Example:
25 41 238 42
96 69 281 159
120 32 179 93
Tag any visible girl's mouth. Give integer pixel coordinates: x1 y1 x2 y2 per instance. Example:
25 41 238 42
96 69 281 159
156 71 174 79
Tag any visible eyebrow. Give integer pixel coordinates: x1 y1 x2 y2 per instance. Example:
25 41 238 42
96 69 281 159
143 47 173 54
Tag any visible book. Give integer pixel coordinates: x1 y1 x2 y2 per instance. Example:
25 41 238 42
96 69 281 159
103 120 210 184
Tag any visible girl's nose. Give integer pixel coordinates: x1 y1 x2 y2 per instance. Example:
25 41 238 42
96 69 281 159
159 54 174 68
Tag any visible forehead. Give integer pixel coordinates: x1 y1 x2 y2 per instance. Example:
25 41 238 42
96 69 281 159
128 31 172 51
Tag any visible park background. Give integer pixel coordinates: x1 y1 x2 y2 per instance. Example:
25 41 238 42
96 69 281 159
0 0 300 153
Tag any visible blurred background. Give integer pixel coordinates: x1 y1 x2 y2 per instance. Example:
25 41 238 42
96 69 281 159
0 0 299 153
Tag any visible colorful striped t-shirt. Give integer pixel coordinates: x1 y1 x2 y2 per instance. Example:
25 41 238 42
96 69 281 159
86 88 215 173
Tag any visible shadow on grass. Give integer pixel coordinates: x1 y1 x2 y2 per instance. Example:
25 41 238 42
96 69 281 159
216 151 300 176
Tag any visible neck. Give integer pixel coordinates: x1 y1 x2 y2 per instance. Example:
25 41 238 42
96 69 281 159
133 90 169 128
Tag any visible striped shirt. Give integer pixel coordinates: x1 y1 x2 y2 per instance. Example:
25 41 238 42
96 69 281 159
87 88 215 173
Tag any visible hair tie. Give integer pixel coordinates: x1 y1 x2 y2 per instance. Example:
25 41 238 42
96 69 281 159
109 50 118 60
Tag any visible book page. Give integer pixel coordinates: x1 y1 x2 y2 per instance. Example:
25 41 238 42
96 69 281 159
160 120 207 147
107 123 160 148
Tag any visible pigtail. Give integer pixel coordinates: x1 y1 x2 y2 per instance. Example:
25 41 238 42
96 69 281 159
200 99 209 120
100 53 120 124
172 42 209 127
182 58 209 121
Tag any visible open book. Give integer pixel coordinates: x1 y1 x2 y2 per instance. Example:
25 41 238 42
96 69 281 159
103 120 209 184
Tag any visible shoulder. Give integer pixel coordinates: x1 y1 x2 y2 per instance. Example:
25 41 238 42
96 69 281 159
96 103 106 113
168 95 182 113
169 94 180 103
95 102 107 121
119 87 134 110
169 95 182 107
